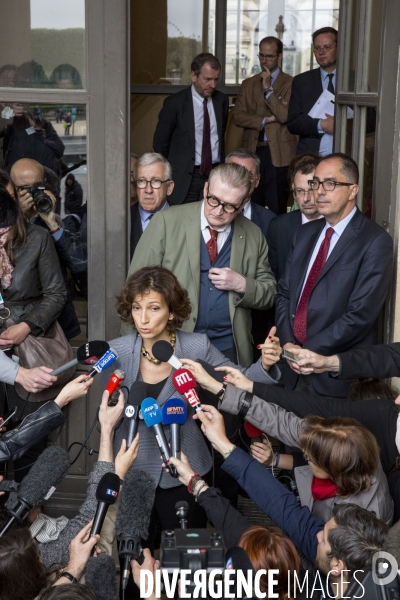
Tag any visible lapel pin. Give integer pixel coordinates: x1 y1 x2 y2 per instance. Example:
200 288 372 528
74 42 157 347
239 235 243 239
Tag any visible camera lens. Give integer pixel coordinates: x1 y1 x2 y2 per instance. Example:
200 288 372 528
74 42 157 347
33 188 52 213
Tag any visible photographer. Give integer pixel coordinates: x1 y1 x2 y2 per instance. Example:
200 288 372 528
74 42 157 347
0 102 64 174
8 160 87 340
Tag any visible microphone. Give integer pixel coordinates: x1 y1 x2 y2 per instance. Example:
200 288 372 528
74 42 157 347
141 398 178 477
197 359 225 384
105 369 126 406
91 472 120 537
87 348 118 378
86 554 118 600
125 381 149 448
50 340 110 376
115 469 156 593
162 398 187 460
172 368 202 412
0 446 71 536
244 421 264 444
152 340 182 369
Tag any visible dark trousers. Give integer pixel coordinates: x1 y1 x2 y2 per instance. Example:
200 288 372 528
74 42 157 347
183 167 208 204
252 145 288 214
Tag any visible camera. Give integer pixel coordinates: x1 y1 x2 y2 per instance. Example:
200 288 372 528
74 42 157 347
24 185 52 213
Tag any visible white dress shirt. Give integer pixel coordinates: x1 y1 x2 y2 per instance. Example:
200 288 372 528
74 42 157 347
299 206 357 301
317 68 336 157
192 86 220 166
200 201 231 253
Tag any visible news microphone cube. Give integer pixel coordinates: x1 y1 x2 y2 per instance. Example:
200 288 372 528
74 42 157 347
162 398 187 426
141 398 163 427
244 421 264 439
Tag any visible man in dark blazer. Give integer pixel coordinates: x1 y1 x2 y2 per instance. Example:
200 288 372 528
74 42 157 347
153 53 229 205
275 153 393 397
288 27 337 155
267 154 321 280
130 152 174 259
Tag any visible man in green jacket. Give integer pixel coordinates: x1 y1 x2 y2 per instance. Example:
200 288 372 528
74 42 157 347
124 162 276 367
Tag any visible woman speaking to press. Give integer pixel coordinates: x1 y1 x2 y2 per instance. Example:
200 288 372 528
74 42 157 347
101 266 281 535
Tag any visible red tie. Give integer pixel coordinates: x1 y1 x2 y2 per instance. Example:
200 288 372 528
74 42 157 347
206 226 218 264
293 227 334 345
200 98 212 176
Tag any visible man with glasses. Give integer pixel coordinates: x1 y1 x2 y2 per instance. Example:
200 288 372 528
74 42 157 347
234 36 297 214
275 152 393 397
130 152 173 259
267 154 321 281
126 162 276 367
288 27 338 156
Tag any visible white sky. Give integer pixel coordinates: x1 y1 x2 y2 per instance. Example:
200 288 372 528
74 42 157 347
30 0 85 29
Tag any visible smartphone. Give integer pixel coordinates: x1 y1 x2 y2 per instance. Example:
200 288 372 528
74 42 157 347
0 407 17 429
282 349 299 363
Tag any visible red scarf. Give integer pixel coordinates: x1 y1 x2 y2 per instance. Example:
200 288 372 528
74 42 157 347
311 476 338 501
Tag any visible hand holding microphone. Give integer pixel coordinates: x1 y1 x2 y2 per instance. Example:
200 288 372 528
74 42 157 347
105 369 125 406
193 404 235 458
172 368 202 411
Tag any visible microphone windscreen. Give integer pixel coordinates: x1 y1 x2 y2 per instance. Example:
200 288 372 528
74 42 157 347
141 398 163 426
172 368 197 394
115 469 156 540
197 359 225 384
96 472 120 504
244 421 263 438
128 381 150 407
18 446 70 507
152 340 174 362
76 340 110 365
86 554 118 600
162 398 187 425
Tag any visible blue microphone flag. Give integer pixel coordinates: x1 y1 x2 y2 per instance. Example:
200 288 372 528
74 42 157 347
141 398 163 426
162 398 187 426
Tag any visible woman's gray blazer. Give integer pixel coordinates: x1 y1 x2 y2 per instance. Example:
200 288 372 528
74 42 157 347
101 330 280 489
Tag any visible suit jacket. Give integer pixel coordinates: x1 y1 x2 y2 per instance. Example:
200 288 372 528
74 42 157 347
266 209 302 280
101 330 279 489
125 202 277 367
130 203 143 260
287 67 324 154
233 71 297 167
249 202 275 239
275 208 393 396
220 385 394 525
337 343 400 380
153 87 229 204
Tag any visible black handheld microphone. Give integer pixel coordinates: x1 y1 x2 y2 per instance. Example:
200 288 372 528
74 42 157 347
50 340 110 376
0 446 71 536
152 340 182 369
125 381 148 448
224 546 255 600
162 398 187 461
91 472 120 537
86 554 118 600
115 469 156 593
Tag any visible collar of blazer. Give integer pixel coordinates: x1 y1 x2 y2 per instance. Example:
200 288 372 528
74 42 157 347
296 207 361 298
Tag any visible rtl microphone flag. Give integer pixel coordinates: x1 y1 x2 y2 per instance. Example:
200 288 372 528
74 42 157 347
141 398 178 477
162 398 187 460
172 368 202 411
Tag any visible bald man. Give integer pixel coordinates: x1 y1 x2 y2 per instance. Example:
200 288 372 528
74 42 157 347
10 158 84 340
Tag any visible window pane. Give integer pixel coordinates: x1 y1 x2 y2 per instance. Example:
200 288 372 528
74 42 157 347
225 0 339 85
362 0 383 92
0 100 88 346
0 0 85 89
131 0 216 86
363 107 376 216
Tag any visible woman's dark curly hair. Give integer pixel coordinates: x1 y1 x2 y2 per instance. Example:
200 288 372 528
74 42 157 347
116 266 192 332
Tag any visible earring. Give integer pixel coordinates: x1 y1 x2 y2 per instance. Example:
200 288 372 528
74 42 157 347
168 315 174 321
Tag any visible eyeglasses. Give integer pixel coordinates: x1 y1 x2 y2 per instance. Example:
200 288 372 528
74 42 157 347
308 179 355 192
206 194 244 214
257 53 279 60
135 178 170 189
313 44 337 53
293 188 313 198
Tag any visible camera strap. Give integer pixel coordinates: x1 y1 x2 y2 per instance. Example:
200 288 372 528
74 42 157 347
0 284 10 330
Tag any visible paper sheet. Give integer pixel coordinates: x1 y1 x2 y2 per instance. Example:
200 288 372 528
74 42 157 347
308 89 354 120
